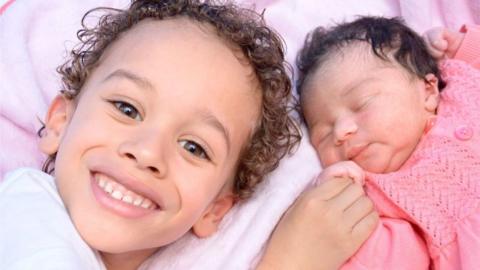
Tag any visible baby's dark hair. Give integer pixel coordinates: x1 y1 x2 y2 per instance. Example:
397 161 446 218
296 16 446 101
39 0 300 199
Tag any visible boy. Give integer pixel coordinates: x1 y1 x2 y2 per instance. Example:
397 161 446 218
0 1 299 269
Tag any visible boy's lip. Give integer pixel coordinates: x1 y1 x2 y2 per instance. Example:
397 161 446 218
89 164 165 211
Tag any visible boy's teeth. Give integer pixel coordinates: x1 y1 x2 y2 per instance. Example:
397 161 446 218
122 195 133 204
99 178 106 188
111 190 123 200
94 173 158 209
141 199 152 209
104 182 113 194
133 198 143 206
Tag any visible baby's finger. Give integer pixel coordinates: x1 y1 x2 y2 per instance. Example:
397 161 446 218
322 161 365 185
311 177 352 201
424 42 445 59
423 28 445 46
424 39 447 58
423 28 448 58
430 49 445 59
432 39 448 52
339 161 365 185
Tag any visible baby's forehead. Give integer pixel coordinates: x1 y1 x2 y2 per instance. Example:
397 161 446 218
316 42 404 79
302 43 410 103
326 42 386 65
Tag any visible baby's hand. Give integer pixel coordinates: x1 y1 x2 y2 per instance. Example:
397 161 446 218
258 161 378 270
316 160 365 185
423 27 465 59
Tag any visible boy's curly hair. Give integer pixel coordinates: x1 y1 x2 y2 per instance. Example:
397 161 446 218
296 16 446 103
39 0 300 199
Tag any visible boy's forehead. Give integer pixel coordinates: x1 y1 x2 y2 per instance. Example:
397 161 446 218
129 17 217 42
101 18 219 58
95 17 258 88
81 16 262 130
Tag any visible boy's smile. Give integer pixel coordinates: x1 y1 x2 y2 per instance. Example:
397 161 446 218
91 166 165 217
40 18 262 262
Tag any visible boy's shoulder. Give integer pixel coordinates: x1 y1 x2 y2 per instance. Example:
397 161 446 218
1 167 58 199
0 167 66 216
2 167 51 181
0 168 106 270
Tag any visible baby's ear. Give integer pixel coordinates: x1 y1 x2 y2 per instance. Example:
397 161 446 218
39 95 74 155
423 73 440 112
192 192 236 238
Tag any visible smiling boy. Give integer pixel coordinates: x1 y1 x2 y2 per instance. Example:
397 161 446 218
0 1 299 269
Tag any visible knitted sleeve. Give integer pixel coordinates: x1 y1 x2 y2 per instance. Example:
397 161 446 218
455 25 480 69
340 218 429 270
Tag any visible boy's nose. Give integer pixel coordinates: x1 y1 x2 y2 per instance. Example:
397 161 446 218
117 133 168 178
333 116 358 146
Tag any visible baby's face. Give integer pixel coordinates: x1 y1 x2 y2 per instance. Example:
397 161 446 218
41 19 261 257
303 43 439 173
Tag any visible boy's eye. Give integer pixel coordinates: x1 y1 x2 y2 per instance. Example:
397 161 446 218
179 140 210 160
112 101 142 121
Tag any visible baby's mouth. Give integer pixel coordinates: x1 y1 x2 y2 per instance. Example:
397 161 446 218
93 172 159 210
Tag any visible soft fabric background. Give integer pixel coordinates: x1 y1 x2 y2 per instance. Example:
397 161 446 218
0 0 478 269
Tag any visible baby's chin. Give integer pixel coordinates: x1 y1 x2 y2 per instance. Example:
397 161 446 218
358 156 404 174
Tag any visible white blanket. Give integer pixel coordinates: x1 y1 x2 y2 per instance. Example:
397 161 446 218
1 0 478 269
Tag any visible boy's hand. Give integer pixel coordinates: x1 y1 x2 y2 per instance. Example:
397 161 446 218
257 161 378 270
423 27 465 59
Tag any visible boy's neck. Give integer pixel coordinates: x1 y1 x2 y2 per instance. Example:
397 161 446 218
101 247 158 270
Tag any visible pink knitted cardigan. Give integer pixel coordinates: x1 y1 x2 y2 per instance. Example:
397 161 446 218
341 26 480 270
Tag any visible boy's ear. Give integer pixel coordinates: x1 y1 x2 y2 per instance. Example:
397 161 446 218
423 73 440 113
39 95 74 155
192 192 236 238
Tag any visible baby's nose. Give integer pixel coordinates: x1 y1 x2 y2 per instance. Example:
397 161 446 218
333 116 358 145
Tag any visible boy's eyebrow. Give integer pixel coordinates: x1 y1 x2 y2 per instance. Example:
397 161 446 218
197 110 231 153
103 69 230 152
104 69 154 91
104 69 231 153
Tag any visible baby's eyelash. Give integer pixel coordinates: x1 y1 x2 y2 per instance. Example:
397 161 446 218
179 140 211 161
355 94 377 111
110 100 143 121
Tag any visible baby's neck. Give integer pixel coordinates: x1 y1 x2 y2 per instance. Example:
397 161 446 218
101 248 158 270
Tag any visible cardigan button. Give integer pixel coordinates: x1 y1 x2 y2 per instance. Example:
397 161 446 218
454 125 473 141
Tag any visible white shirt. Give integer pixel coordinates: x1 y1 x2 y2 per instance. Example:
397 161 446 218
0 168 106 270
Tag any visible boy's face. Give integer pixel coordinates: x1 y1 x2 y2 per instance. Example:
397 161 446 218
303 43 439 173
40 18 261 257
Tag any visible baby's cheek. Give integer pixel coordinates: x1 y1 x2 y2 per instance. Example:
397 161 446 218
317 146 342 167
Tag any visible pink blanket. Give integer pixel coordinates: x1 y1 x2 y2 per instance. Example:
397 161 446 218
1 0 478 269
